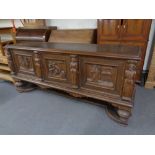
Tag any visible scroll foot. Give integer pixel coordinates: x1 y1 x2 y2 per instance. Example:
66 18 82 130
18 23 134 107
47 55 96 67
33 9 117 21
105 105 131 126
15 80 37 93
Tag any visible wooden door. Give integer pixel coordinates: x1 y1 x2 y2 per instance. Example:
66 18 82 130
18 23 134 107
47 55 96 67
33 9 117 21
97 19 121 43
121 19 152 41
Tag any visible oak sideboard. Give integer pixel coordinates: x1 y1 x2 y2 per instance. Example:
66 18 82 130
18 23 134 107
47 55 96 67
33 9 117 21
5 42 141 125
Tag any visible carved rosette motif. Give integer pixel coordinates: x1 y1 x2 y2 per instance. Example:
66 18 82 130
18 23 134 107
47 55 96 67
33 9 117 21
5 49 15 75
122 60 137 101
70 55 79 88
34 51 42 80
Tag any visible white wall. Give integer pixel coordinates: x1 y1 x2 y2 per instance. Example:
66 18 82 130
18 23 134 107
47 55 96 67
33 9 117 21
0 19 97 29
46 19 97 29
0 19 22 27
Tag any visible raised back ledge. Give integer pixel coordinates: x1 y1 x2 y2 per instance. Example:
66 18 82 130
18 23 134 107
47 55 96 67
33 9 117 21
48 29 97 44
15 26 57 43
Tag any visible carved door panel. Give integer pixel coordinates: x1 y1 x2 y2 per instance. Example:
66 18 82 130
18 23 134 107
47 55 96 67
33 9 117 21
41 53 70 85
12 50 35 76
120 19 151 41
97 19 121 43
80 56 125 98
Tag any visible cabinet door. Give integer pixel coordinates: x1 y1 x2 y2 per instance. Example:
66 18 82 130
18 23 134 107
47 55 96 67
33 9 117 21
97 19 121 43
121 19 152 41
79 56 125 98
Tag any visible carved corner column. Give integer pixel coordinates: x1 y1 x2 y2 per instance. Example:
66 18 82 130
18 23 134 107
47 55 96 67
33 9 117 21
33 51 48 89
6 49 22 89
5 49 15 75
121 60 137 102
69 55 82 98
33 51 42 81
106 60 138 125
70 55 79 89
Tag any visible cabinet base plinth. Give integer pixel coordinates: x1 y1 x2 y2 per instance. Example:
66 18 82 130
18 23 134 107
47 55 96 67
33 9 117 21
69 92 83 98
15 80 37 93
105 105 130 126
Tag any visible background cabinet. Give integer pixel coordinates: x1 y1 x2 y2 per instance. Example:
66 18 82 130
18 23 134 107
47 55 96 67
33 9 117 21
97 19 152 82
120 19 151 41
97 20 121 41
97 19 151 42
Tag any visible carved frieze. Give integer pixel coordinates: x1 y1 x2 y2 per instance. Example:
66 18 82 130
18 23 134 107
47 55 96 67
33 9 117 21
86 64 116 89
17 55 34 72
87 65 100 82
47 60 66 79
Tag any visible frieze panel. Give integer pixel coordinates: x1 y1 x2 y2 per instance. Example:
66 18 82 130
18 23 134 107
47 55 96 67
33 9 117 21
47 59 66 79
17 55 34 72
86 64 117 89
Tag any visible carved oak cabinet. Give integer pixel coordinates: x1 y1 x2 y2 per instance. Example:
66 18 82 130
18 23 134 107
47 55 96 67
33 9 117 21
5 42 141 125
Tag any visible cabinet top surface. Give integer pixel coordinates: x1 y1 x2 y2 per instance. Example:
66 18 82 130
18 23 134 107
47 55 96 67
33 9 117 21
6 42 141 60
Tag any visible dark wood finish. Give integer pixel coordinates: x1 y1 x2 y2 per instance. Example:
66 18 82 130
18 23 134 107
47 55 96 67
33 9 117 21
16 27 57 43
97 20 121 41
97 19 152 82
121 20 151 41
49 29 97 44
5 42 141 125
98 19 151 43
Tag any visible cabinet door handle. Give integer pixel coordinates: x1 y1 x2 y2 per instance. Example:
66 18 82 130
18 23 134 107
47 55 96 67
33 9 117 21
123 25 126 29
117 25 120 29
